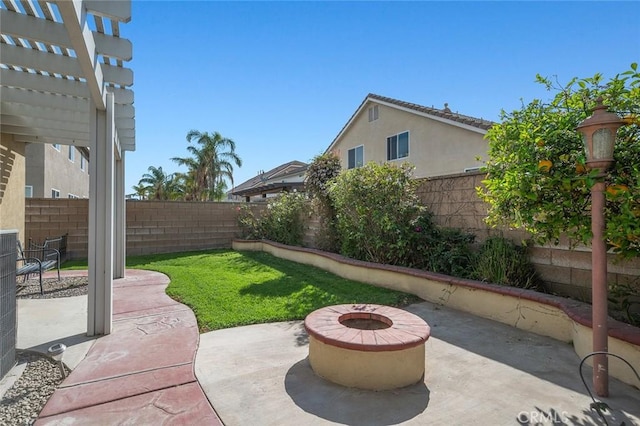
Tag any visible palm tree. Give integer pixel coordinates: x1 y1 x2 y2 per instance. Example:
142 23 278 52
172 130 242 201
137 166 176 200
131 183 149 200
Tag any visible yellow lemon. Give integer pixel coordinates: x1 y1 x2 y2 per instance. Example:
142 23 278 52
538 160 552 172
606 184 629 196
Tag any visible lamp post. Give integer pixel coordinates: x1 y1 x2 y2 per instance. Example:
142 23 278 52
576 98 624 397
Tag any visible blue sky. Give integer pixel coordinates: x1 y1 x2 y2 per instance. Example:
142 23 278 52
123 1 639 194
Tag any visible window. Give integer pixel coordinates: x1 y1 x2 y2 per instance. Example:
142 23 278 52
68 146 75 162
387 131 409 161
25 185 33 198
68 194 79 199
368 105 379 122
80 155 86 171
347 146 364 169
51 189 60 199
53 144 61 151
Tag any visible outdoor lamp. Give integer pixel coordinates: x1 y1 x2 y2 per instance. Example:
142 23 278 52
48 343 67 378
577 98 624 173
575 98 624 398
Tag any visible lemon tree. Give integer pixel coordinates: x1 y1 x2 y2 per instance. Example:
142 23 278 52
479 64 640 258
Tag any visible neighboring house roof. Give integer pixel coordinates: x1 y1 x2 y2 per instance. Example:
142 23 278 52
326 93 495 153
231 160 308 197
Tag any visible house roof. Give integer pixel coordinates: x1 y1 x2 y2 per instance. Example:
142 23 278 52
326 93 494 153
231 160 308 197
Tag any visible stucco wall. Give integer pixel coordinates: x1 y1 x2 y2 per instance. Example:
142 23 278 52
332 102 488 177
0 133 26 240
25 143 89 199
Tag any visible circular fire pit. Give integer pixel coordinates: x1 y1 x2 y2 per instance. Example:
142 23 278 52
304 304 430 390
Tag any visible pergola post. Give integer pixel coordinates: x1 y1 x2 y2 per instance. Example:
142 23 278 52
114 151 126 279
87 91 115 336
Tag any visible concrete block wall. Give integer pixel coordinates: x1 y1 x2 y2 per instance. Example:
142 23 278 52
25 198 88 260
415 172 640 301
125 201 247 256
24 187 640 302
24 199 262 259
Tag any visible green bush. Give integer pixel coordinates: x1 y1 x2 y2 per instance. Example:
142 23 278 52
305 152 341 201
423 227 476 278
609 280 640 326
306 152 342 252
472 236 540 290
236 204 264 240
237 192 308 246
328 162 425 265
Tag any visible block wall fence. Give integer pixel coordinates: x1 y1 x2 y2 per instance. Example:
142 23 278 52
24 172 639 302
24 199 264 258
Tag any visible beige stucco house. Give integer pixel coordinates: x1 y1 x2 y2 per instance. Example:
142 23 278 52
326 94 494 178
25 143 89 199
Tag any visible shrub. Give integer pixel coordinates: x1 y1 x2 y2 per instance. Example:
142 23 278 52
236 205 264 240
328 162 427 265
306 152 342 252
472 235 540 290
609 280 640 326
423 227 476 278
236 192 308 246
305 152 341 201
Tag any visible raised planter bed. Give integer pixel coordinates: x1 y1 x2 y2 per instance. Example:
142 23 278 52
233 239 640 389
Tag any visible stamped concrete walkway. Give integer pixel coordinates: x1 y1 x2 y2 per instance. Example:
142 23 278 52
34 270 222 425
14 269 640 425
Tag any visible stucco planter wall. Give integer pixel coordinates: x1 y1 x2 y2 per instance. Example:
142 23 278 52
232 239 640 389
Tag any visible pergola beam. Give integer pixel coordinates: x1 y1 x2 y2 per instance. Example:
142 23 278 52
1 114 88 134
1 123 88 141
13 134 91 147
1 51 133 86
1 86 89 111
1 102 88 124
1 68 88 98
56 0 105 109
85 0 131 22
0 8 133 60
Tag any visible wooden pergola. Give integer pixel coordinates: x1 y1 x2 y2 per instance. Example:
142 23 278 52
1 0 135 336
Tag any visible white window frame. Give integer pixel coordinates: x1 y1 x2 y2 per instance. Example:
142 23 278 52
347 145 364 169
51 188 60 198
368 105 379 122
68 193 79 199
386 131 410 161
25 185 33 198
68 146 75 162
52 143 61 151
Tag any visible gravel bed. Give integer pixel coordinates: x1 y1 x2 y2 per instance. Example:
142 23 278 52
16 276 88 299
0 352 69 426
1 276 85 425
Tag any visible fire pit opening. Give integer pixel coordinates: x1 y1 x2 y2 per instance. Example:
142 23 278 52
339 313 392 330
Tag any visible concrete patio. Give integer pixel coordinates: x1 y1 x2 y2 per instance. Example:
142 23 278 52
7 270 640 425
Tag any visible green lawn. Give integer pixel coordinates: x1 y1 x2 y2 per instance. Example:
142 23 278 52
63 250 420 332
